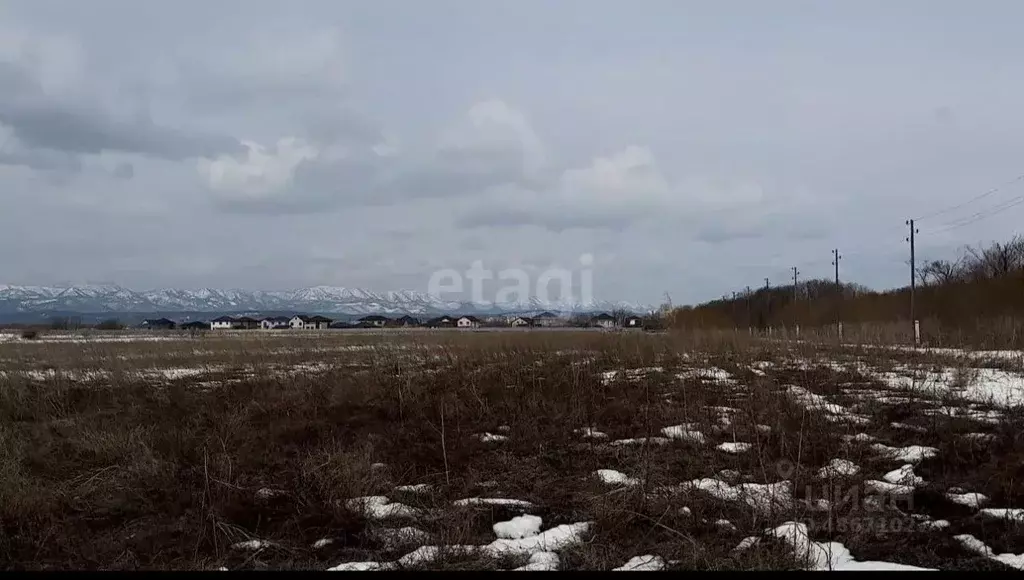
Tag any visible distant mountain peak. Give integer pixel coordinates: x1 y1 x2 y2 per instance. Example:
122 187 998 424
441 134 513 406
0 284 651 317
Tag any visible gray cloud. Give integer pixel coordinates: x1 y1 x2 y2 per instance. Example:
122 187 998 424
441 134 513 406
3 1 1024 305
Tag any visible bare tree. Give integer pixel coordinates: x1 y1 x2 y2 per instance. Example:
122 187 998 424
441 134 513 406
919 258 964 286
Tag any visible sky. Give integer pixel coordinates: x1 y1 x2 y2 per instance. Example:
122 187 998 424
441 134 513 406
2 0 1024 307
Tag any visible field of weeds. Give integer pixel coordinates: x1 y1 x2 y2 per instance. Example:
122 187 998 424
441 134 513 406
1 329 1023 570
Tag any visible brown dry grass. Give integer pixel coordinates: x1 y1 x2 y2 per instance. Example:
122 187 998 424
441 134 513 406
0 329 1021 570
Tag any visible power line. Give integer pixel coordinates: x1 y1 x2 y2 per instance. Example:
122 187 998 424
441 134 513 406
930 193 1024 234
912 172 1024 222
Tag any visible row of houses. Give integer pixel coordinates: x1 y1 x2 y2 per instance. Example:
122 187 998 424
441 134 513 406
141 312 643 331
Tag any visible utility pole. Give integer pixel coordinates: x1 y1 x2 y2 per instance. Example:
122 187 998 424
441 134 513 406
832 249 842 339
791 266 800 302
906 219 920 345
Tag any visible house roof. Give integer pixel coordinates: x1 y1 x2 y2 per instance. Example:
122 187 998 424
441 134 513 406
513 316 533 323
262 316 291 323
396 315 420 321
358 315 390 322
291 315 312 322
458 315 481 322
181 321 208 328
592 313 616 321
212 316 236 323
310 315 333 322
535 311 558 318
236 316 258 323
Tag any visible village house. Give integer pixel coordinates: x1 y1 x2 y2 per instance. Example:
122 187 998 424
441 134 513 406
235 316 260 330
180 320 209 331
456 315 481 329
624 315 644 328
211 316 238 330
141 318 176 330
532 311 562 327
357 315 389 327
260 316 291 329
591 313 617 329
510 316 533 328
394 315 421 327
426 315 456 328
289 315 333 330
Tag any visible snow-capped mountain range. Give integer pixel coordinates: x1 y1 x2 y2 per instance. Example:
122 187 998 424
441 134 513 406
0 284 651 316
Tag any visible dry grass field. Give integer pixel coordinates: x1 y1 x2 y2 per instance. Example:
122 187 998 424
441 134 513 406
1 328 1023 570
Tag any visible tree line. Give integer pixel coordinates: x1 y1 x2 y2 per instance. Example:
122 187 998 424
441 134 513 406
669 235 1024 342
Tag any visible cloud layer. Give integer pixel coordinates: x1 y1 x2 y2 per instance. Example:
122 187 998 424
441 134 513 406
3 0 1024 305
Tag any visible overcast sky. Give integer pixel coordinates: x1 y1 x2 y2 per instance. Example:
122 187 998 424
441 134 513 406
2 0 1024 306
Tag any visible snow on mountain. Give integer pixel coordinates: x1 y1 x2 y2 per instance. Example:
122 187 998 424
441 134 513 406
0 284 650 316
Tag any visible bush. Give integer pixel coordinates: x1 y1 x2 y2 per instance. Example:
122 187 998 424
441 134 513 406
20 330 38 340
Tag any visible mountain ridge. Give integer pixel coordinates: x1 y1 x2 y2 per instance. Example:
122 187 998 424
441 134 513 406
0 284 651 317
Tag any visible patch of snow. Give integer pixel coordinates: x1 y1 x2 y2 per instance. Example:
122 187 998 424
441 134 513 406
497 425 511 433
395 484 432 494
772 521 936 571
785 386 868 424
818 459 861 479
841 433 878 443
484 522 593 556
476 433 509 443
955 534 1024 570
594 469 640 487
870 444 938 464
328 561 390 571
255 487 287 500
890 422 927 433
733 536 761 553
608 437 670 447
345 496 420 520
575 427 609 440
232 539 273 551
946 491 989 508
661 425 707 444
715 519 738 532
313 538 334 549
494 515 543 539
453 498 535 509
685 478 793 516
717 442 751 454
918 519 950 530
979 508 1024 523
755 424 772 434
613 555 665 571
961 432 997 443
513 552 560 571
864 480 915 496
875 366 1024 408
882 465 925 487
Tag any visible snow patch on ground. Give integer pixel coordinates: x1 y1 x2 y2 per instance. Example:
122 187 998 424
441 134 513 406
453 498 535 509
395 484 432 494
494 515 543 539
717 442 751 454
772 521 936 571
875 366 1024 408
345 496 420 520
613 555 666 571
870 444 938 464
575 427 609 440
595 469 640 487
608 437 670 447
513 552 560 571
946 491 989 508
818 459 861 478
882 464 925 487
661 425 707 444
955 534 1024 570
685 478 793 516
476 433 509 443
